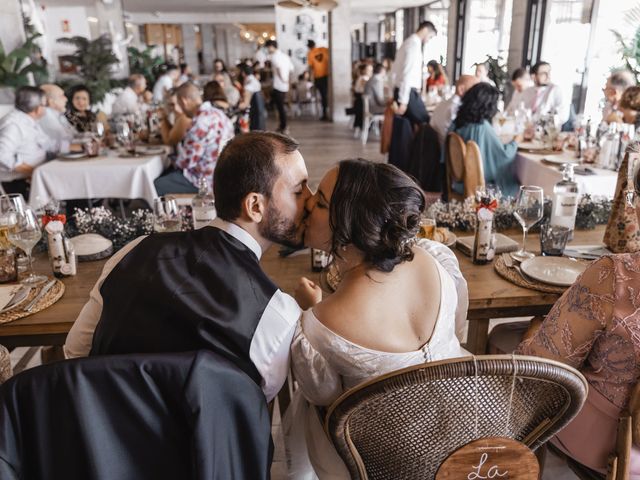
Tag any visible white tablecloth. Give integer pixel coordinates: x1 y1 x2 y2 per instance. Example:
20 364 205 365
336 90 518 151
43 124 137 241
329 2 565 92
29 150 170 208
515 151 618 198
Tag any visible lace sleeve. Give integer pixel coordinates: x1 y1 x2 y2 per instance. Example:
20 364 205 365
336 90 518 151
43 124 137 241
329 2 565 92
416 239 469 342
516 256 616 368
290 321 343 407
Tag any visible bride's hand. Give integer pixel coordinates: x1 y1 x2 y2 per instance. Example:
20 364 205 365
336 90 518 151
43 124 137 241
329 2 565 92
295 277 322 310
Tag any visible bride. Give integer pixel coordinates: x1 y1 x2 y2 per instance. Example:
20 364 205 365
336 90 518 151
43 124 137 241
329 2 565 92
283 159 469 479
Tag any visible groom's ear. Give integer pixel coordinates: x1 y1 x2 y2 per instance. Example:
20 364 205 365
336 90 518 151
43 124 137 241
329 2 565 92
241 192 268 223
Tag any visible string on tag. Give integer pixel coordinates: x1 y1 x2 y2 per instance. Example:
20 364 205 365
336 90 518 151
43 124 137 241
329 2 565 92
504 353 518 436
473 355 479 439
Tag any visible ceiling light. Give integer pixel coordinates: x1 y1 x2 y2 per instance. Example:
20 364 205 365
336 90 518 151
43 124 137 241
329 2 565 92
269 35 276 40
262 32 268 37
87 17 98 23
125 22 133 28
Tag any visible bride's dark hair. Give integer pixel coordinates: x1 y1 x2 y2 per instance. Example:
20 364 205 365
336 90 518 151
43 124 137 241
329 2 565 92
329 159 425 272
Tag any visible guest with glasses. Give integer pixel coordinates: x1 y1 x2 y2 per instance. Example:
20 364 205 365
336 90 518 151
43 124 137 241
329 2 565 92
518 61 569 125
601 70 635 124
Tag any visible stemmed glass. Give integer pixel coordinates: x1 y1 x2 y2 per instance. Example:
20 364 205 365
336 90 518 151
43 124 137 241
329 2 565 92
7 208 46 285
116 120 132 152
153 197 182 233
512 186 544 262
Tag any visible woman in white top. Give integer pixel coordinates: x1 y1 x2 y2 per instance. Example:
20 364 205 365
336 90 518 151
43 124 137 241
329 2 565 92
284 159 469 479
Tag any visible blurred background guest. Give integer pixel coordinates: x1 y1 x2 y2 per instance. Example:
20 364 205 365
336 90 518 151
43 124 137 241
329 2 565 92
307 39 330 120
430 74 478 147
426 60 448 92
352 63 372 135
618 85 640 129
39 84 74 143
178 63 192 86
266 39 294 135
159 88 192 148
65 84 97 133
203 80 230 113
153 64 180 103
506 67 532 113
213 71 240 108
519 61 569 125
602 70 636 124
112 74 148 116
295 71 314 104
364 63 388 115
474 62 495 87
453 82 520 197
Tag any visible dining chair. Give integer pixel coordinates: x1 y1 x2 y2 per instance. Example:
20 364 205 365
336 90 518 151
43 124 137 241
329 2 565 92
464 140 485 198
325 355 588 480
605 382 640 480
0 345 11 384
445 132 466 201
0 350 272 480
361 95 385 145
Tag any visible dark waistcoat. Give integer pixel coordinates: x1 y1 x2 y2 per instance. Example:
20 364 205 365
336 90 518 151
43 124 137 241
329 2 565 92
90 227 277 384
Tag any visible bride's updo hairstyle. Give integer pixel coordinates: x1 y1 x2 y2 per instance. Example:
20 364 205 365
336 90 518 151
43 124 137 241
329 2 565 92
329 159 425 273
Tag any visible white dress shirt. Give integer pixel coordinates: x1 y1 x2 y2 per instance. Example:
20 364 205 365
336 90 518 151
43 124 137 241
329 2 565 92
152 74 174 103
430 94 462 146
63 218 301 402
39 107 74 148
391 34 424 105
0 110 59 182
506 89 526 115
270 50 294 93
519 83 569 124
111 87 143 116
244 75 262 95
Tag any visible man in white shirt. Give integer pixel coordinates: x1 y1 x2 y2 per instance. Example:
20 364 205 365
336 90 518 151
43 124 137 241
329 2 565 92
430 74 478 146
0 86 64 196
152 65 179 103
391 21 437 126
266 39 294 134
39 84 75 144
65 131 311 403
518 61 569 124
112 74 148 116
506 67 532 114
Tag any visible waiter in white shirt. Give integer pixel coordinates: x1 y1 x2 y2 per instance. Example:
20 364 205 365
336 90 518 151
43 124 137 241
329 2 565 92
0 86 65 197
266 39 294 134
519 61 569 125
39 84 75 143
391 21 437 126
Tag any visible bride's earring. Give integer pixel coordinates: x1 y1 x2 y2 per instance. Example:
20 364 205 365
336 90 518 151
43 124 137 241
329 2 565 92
341 245 347 252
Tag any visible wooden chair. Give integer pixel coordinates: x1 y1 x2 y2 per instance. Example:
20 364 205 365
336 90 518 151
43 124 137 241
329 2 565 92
0 345 11 384
325 355 588 480
445 133 486 200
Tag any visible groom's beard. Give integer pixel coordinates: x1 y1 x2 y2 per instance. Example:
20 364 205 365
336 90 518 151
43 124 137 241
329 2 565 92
259 202 304 248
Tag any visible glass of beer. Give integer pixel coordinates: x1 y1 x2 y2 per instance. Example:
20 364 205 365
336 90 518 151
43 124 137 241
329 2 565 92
418 217 436 240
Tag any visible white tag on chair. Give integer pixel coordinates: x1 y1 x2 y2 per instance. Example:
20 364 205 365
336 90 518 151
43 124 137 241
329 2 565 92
435 437 539 480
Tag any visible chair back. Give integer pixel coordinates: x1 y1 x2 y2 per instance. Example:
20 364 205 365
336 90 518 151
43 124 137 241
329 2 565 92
607 382 640 480
326 355 588 480
362 94 371 117
446 132 466 201
463 140 485 198
0 350 272 480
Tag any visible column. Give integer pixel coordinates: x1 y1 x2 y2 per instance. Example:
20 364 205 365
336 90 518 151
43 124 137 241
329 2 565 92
200 24 215 74
181 24 199 73
329 2 352 121
505 0 529 104
92 0 130 76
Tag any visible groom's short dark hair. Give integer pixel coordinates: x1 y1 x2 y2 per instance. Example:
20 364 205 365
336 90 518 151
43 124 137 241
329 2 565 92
214 132 299 221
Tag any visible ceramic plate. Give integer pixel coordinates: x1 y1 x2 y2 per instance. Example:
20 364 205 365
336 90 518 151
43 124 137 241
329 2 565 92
518 141 546 151
443 230 457 247
58 152 87 160
137 146 165 155
541 155 580 165
520 256 587 287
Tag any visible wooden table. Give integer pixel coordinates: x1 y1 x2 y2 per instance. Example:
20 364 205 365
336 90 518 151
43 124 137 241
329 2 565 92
261 226 607 354
0 226 606 353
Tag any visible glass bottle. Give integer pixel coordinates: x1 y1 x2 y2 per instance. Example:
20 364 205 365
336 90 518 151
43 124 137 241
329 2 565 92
191 177 216 230
550 163 580 240
310 248 329 272
472 188 497 265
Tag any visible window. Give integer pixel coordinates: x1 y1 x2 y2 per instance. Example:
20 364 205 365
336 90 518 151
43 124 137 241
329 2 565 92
422 0 450 66
462 0 513 74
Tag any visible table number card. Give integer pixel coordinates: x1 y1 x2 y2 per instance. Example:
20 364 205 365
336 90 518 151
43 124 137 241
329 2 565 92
435 437 539 480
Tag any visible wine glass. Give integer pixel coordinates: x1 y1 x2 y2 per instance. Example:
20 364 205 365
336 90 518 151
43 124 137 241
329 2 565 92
512 186 544 262
7 208 47 285
0 194 26 215
93 121 105 140
153 197 182 233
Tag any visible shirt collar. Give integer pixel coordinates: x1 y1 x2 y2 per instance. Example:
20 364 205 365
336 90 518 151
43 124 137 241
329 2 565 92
211 218 263 259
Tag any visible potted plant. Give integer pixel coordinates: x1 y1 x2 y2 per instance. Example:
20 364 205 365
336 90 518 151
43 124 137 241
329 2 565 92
474 55 508 94
0 32 49 102
128 45 163 90
612 5 640 83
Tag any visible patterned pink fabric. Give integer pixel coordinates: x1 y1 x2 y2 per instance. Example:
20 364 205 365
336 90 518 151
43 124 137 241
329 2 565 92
176 101 234 191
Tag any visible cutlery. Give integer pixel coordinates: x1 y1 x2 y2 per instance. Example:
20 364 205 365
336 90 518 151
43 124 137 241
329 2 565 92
2 286 31 311
24 279 56 312
502 253 534 283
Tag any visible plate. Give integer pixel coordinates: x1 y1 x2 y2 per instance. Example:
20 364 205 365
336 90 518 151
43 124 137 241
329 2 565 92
443 230 456 247
517 142 563 155
541 156 580 165
520 256 587 287
58 152 87 160
137 146 165 155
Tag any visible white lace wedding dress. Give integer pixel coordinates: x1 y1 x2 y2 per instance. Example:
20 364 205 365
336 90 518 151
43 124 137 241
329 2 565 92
282 240 469 479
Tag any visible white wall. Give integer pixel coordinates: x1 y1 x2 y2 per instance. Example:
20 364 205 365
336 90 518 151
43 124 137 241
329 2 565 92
40 6 91 75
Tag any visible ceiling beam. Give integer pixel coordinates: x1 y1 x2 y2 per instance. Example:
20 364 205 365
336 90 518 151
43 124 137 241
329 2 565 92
125 10 275 24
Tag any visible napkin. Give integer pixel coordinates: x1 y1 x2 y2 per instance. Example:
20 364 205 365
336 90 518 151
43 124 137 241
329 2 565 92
0 285 22 312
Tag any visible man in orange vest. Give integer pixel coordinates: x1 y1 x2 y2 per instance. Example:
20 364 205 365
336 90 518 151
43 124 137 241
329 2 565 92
307 40 330 121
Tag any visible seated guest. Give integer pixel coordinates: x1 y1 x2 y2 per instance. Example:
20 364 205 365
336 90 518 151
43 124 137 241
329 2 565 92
364 63 388 115
516 178 640 476
152 64 179 103
178 63 192 85
64 131 312 403
453 82 520 197
474 62 496 87
519 61 569 124
619 86 640 129
203 80 230 113
154 82 233 195
284 159 468 478
426 60 448 91
213 71 240 108
112 74 148 116
295 71 314 103
602 70 636 124
0 86 64 196
65 85 97 133
237 64 263 110
353 64 372 132
430 74 478 146
159 89 192 148
39 84 75 143
506 67 532 114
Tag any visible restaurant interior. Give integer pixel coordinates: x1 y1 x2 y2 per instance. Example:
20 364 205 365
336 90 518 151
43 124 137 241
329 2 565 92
0 0 639 478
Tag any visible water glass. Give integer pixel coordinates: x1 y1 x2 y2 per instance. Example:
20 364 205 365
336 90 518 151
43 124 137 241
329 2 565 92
539 224 571 256
153 197 182 233
512 186 544 261
7 208 46 285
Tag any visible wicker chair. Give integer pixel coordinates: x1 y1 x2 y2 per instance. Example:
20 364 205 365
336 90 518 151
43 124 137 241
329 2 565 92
0 345 11 384
325 355 588 480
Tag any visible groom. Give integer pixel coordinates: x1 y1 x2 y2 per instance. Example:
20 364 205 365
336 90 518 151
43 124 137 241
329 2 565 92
64 132 311 402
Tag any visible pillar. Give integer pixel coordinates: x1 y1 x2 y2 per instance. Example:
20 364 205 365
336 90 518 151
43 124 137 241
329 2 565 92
200 24 215 74
505 0 529 103
329 3 352 121
181 24 199 73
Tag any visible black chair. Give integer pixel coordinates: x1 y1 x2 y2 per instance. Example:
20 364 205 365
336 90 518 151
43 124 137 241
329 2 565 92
250 91 267 131
0 350 272 480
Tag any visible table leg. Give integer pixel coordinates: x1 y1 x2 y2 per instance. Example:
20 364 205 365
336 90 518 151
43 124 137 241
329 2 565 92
466 318 490 354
